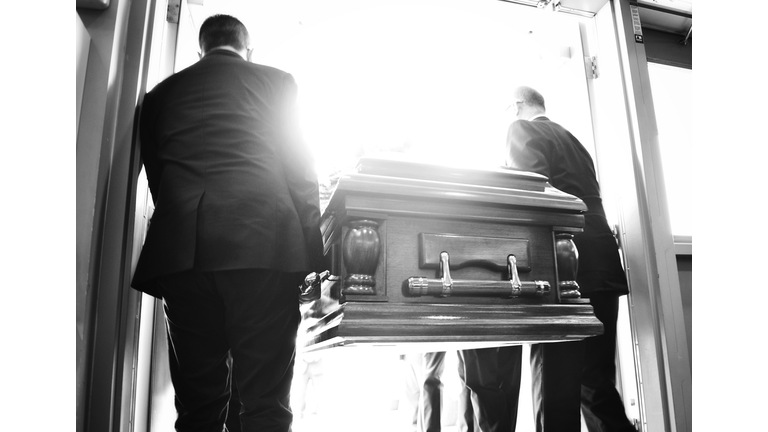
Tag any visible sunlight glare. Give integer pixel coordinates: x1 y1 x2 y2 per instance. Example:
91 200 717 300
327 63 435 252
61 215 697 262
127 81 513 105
250 1 557 177
185 1 582 181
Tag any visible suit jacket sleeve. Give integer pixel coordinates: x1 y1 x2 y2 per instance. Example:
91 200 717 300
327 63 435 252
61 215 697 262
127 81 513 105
277 73 326 271
505 120 550 178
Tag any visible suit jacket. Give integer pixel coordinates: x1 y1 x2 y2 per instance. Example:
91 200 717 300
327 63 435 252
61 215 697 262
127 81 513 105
506 117 628 296
132 49 324 298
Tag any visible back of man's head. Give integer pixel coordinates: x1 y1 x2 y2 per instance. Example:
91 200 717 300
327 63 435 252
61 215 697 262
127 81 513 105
199 14 250 55
513 86 546 113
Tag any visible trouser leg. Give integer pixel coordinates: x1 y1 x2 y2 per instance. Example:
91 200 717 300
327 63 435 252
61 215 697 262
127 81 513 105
458 346 522 432
159 271 232 432
220 269 302 432
497 346 523 431
530 341 584 432
158 269 302 432
456 352 476 432
581 295 636 432
419 351 446 432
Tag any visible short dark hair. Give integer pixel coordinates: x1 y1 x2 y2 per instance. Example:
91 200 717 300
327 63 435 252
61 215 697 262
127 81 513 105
513 86 546 112
198 14 250 53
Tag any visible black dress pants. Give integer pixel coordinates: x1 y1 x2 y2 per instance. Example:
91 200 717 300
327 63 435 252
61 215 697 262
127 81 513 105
530 341 584 432
580 294 636 432
458 342 585 432
457 346 522 432
158 268 302 432
419 351 446 432
456 352 477 432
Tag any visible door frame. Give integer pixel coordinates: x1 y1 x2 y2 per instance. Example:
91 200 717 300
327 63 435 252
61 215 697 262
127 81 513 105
581 1 691 431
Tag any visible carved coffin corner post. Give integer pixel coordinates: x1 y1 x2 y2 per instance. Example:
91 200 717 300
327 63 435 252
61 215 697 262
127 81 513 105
555 233 581 299
342 220 381 295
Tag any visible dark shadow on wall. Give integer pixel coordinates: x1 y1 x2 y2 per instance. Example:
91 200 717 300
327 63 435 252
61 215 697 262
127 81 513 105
676 254 692 370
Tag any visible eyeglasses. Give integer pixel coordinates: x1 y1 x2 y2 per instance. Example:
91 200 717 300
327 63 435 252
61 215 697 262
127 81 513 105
505 101 524 112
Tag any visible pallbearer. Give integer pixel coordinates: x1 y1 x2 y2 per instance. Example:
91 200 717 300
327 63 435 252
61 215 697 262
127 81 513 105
131 15 325 432
502 86 634 432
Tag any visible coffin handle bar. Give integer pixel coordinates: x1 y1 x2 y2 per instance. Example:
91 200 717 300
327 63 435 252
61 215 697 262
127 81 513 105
404 251 550 298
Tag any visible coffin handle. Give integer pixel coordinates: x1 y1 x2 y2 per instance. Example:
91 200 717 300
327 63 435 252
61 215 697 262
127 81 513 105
404 252 550 298
439 251 452 297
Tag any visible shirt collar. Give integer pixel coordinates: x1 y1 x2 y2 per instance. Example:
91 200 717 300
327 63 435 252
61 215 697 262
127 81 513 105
204 48 246 60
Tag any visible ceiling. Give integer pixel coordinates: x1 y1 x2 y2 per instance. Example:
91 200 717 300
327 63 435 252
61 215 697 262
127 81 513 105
635 0 692 36
186 0 693 43
499 0 692 36
83 0 692 35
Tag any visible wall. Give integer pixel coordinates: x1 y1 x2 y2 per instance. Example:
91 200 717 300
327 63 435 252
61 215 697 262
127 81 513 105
76 0 152 430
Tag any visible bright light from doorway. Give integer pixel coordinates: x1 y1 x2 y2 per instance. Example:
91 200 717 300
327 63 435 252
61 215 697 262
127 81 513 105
184 0 585 183
647 62 692 237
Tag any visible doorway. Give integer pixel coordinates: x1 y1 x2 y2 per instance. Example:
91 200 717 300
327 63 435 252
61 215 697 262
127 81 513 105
135 1 638 431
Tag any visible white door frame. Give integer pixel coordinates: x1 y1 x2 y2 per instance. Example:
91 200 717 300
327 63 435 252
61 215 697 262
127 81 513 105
581 1 692 431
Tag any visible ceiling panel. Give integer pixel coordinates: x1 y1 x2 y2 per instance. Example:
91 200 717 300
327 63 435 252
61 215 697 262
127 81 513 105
636 0 692 35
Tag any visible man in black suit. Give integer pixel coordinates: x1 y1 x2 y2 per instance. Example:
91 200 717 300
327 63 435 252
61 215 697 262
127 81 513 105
131 14 324 432
505 86 635 432
457 86 635 432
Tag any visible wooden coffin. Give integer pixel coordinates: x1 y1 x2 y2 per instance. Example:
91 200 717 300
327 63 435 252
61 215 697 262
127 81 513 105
299 155 602 352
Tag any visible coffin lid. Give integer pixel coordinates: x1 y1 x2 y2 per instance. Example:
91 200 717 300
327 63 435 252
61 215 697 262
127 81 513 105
327 154 587 213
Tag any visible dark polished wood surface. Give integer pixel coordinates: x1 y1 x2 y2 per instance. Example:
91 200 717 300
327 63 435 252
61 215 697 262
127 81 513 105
299 301 600 352
417 233 532 272
302 155 601 352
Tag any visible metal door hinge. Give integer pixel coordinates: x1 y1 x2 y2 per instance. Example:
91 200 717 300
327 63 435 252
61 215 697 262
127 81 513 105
587 56 599 79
